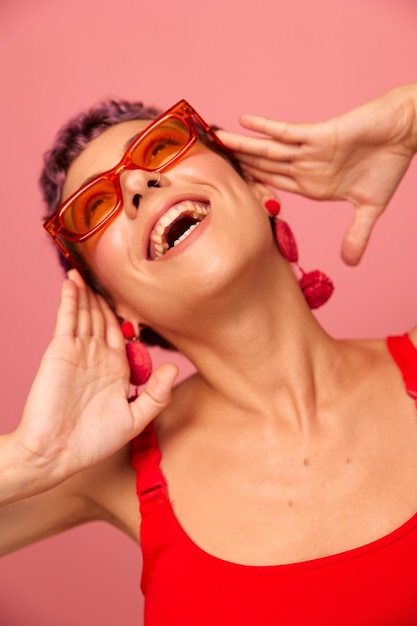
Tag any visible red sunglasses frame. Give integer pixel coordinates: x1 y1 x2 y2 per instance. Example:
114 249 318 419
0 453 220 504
43 99 228 261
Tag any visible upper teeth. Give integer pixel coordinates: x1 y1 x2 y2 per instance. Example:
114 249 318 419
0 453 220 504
149 201 210 259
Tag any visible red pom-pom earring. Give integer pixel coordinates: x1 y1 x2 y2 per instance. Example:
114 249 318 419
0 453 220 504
264 199 334 309
121 321 153 387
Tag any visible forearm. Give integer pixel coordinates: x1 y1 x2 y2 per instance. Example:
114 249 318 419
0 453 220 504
0 432 104 557
0 483 80 556
0 466 100 558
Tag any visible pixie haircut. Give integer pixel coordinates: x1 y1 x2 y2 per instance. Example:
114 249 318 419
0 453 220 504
39 98 244 349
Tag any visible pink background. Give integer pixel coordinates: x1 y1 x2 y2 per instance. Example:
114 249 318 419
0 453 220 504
0 0 416 623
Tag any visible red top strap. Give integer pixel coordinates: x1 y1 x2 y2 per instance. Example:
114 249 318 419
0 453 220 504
387 334 417 402
128 336 417 625
130 422 168 515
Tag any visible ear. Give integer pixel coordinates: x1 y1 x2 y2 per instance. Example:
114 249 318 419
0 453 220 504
249 181 280 208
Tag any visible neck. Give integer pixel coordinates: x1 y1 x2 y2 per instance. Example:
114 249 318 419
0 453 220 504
158 256 342 432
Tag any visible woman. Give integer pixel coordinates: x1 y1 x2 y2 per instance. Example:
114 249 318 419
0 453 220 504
1 85 417 624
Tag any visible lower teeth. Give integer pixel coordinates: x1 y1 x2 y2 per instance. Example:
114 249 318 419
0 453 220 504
173 223 198 247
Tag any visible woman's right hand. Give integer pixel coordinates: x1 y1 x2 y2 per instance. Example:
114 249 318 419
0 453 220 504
7 271 177 498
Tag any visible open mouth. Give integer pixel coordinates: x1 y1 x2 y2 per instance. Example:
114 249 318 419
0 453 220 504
148 200 210 260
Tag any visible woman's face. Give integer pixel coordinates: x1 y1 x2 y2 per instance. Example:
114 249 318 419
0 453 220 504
63 119 275 337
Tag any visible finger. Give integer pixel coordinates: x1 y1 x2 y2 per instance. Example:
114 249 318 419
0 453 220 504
53 279 79 337
241 164 301 194
216 130 271 154
340 205 382 266
67 270 92 336
88 290 106 338
75 281 92 336
216 130 298 161
236 151 294 173
67 268 86 288
238 115 311 144
129 364 178 433
96 296 125 348
68 270 116 341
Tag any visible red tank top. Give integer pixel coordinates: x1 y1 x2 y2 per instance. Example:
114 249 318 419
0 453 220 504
130 334 417 625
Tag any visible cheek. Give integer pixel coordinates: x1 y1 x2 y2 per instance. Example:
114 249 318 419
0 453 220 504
78 225 130 291
82 228 166 322
174 146 240 183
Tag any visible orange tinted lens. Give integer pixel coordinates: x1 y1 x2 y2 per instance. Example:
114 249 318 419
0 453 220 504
62 179 117 235
132 118 191 170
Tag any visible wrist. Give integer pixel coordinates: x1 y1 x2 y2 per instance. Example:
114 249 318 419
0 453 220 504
409 86 417 153
393 84 417 154
0 432 58 506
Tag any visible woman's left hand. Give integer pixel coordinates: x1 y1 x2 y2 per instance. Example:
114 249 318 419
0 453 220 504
217 85 417 265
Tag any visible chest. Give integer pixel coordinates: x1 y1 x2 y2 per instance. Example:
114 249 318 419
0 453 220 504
156 411 417 566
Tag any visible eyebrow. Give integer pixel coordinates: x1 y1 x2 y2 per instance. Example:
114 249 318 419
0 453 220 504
79 130 144 188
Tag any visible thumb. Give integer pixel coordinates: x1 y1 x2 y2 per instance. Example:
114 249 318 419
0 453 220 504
340 204 382 266
130 363 178 433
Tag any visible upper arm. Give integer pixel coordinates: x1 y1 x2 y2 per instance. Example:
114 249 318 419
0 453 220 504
0 445 137 557
0 473 100 556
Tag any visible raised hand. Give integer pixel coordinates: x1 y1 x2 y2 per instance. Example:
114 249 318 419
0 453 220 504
217 85 417 264
12 272 177 493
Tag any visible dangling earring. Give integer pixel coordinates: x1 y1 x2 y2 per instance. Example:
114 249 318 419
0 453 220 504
265 200 334 309
121 321 153 388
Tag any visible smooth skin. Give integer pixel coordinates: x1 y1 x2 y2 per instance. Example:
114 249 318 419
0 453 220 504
1 85 417 565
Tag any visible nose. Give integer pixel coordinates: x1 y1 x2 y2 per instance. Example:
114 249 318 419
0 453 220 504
120 169 162 216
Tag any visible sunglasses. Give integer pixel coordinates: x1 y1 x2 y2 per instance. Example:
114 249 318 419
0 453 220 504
43 99 229 259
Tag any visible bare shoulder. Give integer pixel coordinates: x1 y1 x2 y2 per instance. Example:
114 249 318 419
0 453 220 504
72 443 139 540
409 325 417 347
81 375 202 540
0 444 138 556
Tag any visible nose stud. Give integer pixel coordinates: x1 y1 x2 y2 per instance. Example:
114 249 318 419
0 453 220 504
148 171 161 187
